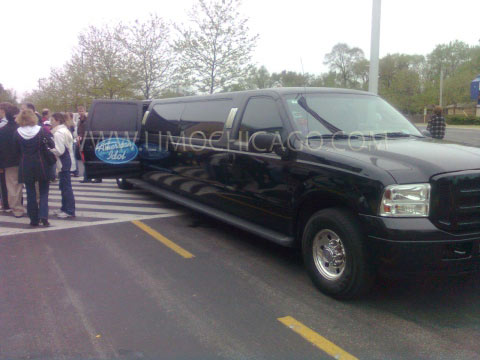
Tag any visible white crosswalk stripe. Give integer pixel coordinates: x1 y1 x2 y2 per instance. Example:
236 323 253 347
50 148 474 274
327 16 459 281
0 178 183 237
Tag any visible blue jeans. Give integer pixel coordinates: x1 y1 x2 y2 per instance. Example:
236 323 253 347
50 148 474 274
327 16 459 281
25 180 49 223
59 170 75 216
50 164 56 180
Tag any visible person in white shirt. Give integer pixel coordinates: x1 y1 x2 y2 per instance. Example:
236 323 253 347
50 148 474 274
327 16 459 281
49 112 76 218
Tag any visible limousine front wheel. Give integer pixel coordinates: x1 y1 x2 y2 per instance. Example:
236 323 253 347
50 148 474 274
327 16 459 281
302 208 373 299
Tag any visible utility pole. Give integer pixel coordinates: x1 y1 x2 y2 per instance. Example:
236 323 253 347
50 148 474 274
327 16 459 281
368 0 381 94
439 66 444 107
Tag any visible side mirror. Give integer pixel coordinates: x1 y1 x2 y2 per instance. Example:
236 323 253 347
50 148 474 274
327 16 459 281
248 132 279 153
421 130 432 138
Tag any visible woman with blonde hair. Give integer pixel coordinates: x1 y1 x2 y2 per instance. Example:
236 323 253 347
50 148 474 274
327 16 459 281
15 109 55 226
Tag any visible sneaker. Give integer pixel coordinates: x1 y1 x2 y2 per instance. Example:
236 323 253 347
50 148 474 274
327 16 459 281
52 209 62 215
56 211 74 219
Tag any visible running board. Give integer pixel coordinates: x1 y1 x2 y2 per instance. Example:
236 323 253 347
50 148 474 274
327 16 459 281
127 179 295 247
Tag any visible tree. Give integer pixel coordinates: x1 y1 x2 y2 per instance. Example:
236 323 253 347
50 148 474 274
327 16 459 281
427 40 472 80
0 83 17 104
247 66 273 89
313 71 339 88
324 43 365 88
384 68 422 113
270 70 311 87
352 58 369 90
118 14 177 99
78 25 138 99
175 0 258 94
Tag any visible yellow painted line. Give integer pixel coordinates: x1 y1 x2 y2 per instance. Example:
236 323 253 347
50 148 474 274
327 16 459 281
131 220 195 259
278 316 358 360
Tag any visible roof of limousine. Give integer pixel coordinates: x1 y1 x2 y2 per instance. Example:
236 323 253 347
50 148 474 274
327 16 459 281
259 87 372 95
151 87 374 103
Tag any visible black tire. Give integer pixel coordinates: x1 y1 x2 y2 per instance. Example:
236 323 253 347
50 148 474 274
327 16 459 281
116 178 134 190
302 208 374 300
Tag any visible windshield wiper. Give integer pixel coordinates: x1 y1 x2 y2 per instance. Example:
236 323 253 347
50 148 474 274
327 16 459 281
307 133 359 140
372 132 412 138
297 95 343 134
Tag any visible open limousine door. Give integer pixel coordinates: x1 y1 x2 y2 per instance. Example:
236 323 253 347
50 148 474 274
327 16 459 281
83 100 149 179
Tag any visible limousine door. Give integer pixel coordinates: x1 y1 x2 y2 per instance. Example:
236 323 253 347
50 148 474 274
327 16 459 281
221 96 294 234
83 100 146 179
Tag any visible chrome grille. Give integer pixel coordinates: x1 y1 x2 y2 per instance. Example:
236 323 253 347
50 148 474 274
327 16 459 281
430 171 480 233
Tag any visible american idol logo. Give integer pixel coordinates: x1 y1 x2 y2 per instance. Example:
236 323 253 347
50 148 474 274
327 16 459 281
95 138 138 164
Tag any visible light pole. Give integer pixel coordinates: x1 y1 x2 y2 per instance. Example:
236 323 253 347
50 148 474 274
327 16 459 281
368 0 381 94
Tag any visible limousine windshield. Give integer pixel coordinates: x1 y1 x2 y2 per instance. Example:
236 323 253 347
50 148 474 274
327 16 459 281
284 93 422 137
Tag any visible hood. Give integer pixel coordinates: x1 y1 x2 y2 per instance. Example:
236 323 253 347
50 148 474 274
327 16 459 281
52 124 67 134
307 137 480 183
17 125 41 140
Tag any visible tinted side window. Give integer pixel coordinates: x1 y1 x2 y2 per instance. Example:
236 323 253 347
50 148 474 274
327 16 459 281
180 100 233 139
238 97 283 141
90 103 139 131
145 103 184 136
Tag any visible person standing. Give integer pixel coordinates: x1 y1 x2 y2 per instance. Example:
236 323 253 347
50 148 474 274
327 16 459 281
15 109 53 226
41 108 50 124
77 105 101 183
50 112 76 218
427 105 446 139
64 112 79 177
21 103 42 124
0 104 10 211
0 103 23 218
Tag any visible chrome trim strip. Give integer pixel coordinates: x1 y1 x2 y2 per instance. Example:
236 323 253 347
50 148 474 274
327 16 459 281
225 108 238 129
169 142 281 160
142 110 150 125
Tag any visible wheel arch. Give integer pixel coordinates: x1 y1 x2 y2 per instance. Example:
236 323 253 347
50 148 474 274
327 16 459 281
293 191 360 247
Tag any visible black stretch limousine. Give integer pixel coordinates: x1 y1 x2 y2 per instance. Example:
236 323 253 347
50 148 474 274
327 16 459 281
83 88 480 299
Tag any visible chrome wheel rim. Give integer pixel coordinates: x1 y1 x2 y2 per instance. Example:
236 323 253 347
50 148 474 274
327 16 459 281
312 229 346 280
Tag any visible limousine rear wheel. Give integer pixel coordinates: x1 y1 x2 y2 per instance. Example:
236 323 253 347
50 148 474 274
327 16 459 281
116 178 134 190
302 208 373 299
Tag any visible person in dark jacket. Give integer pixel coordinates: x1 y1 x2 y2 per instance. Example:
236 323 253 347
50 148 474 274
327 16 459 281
15 109 54 226
77 106 101 183
427 105 446 139
0 103 10 211
0 102 23 217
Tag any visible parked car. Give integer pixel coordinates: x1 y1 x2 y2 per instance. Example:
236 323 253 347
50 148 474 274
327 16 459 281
82 88 480 299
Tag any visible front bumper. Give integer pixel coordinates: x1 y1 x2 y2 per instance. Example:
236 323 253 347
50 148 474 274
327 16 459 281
360 215 480 275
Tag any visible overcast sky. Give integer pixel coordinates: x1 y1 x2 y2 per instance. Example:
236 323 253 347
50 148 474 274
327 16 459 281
1 0 479 97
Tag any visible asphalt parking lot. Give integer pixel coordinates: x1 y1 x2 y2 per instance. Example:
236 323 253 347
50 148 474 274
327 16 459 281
1 130 480 360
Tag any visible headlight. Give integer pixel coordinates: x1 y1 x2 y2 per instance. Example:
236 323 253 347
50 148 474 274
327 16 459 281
379 184 431 217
